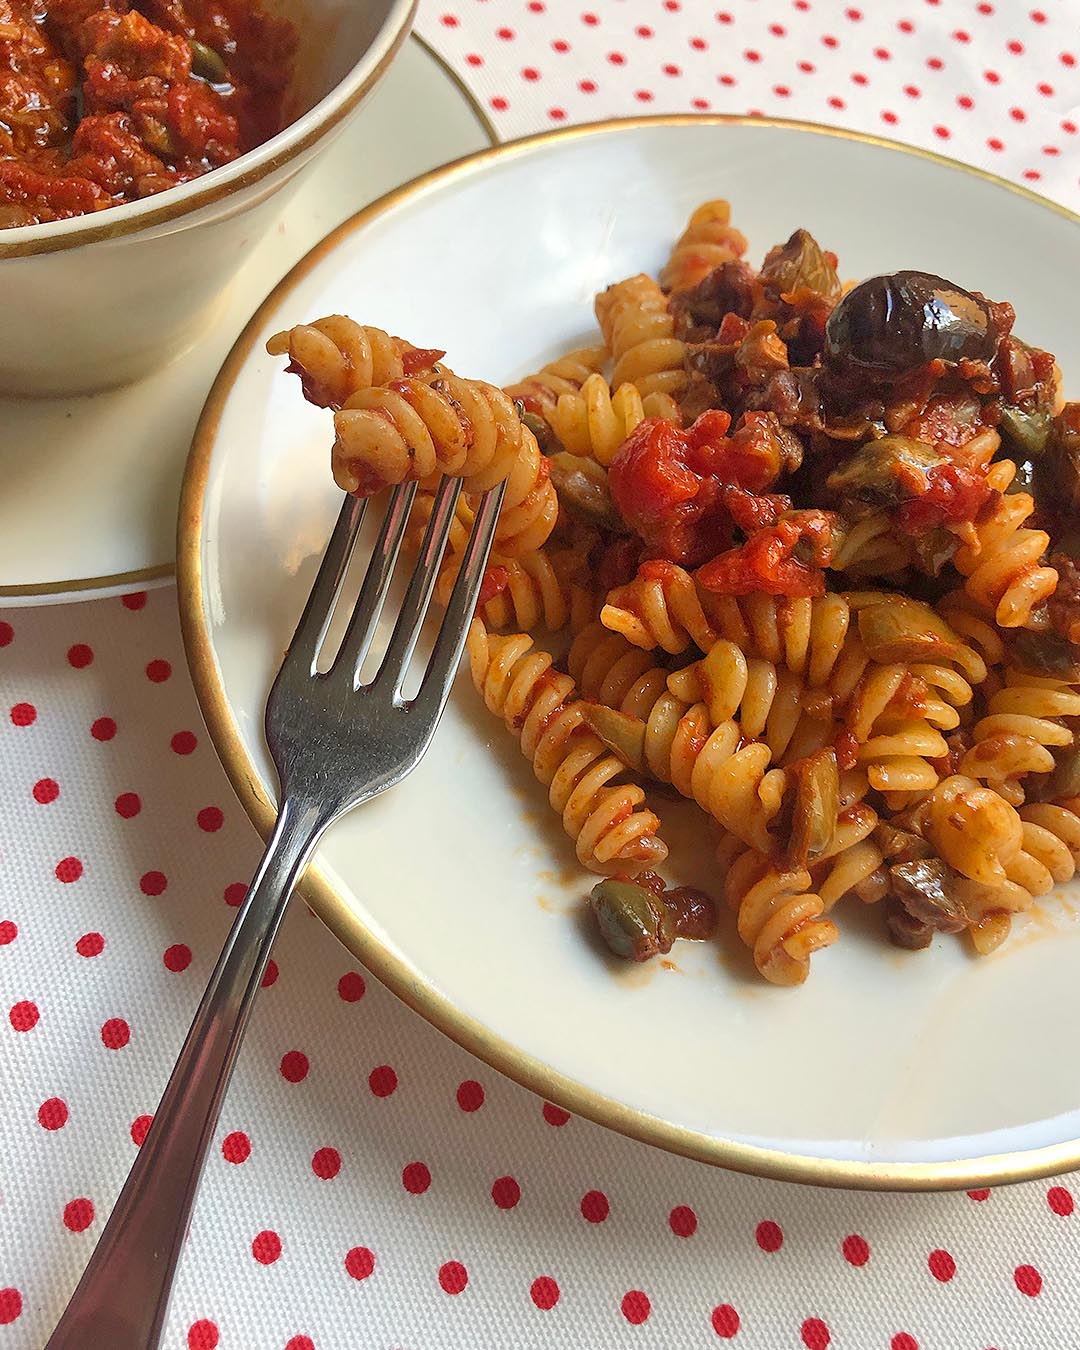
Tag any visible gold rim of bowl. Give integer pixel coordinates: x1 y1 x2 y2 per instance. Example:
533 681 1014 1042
177 113 1080 1190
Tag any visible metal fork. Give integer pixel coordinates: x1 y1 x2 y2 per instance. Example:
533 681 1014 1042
46 474 505 1350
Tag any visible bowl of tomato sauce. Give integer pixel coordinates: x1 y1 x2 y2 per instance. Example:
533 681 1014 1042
0 0 415 395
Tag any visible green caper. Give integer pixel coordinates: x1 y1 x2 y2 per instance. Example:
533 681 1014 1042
189 38 229 84
999 404 1051 458
589 878 672 962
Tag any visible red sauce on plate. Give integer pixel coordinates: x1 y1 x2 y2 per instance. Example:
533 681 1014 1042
0 0 296 226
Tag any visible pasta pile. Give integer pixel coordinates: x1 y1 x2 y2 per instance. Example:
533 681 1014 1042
269 198 1080 985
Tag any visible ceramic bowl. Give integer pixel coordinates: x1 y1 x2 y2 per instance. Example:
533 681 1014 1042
180 117 1080 1189
0 0 414 397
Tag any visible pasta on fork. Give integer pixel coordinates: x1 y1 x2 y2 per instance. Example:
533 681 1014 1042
269 199 1080 986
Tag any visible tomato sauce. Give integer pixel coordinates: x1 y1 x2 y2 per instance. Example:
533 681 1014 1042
0 0 296 226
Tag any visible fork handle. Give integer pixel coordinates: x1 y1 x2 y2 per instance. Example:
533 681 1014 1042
46 795 326 1350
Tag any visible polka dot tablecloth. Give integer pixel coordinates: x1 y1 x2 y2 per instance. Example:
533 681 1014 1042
4 5 1080 1347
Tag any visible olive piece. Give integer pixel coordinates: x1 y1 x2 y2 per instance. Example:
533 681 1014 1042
824 270 997 376
189 38 229 84
589 878 673 962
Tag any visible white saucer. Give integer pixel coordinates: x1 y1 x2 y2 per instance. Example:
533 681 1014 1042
0 36 493 605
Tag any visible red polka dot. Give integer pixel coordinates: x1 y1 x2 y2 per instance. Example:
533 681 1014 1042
531 1276 559 1309
744 48 761 61
76 932 104 958
1031 8 1047 19
122 591 147 609
552 39 568 52
621 1291 650 1325
985 68 1001 83
756 1220 783 1252
368 1064 397 1097
33 778 59 803
799 60 815 72
934 125 951 138
131 1114 152 1146
1015 1264 1042 1296
663 62 680 75
899 18 915 31
827 96 846 108
224 881 247 906
845 5 862 16
440 11 457 23
821 34 838 47
285 1339 314 1350
0 920 15 945
492 1175 521 1209
1063 54 1078 69
252 1230 282 1264
1010 107 1027 121
543 1102 570 1126
802 1320 830 1350
197 806 223 832
496 26 513 38
842 1234 870 1266
769 22 786 35
1064 120 1078 133
774 83 791 95
891 1336 919 1350
0 1289 22 1325
163 944 191 973
11 702 36 726
439 1261 468 1294
882 110 898 123
402 1161 431 1194
928 1249 956 1282
690 37 707 50
146 659 171 683
345 1247 375 1280
635 89 654 101
691 97 710 109
188 1320 219 1350
171 730 197 754
140 870 167 896
988 136 1004 150
582 10 598 23
581 1190 609 1223
1044 144 1060 154
927 55 944 69
280 1050 309 1083
670 1205 697 1237
457 1080 484 1112
0 621 12 646
522 66 539 80
67 643 93 668
63 1197 94 1232
1048 1185 1073 1216
466 52 482 64
850 72 867 85
636 24 653 36
336 971 365 1002
9 1000 39 1032
957 94 974 108
712 1304 740 1337
579 78 597 91
1039 83 1055 96
55 856 83 883
953 29 970 42
222 1130 251 1163
101 1017 130 1049
904 83 921 97
115 791 141 818
38 1097 68 1130
716 10 732 21
91 716 116 740
1007 39 1024 53
312 1147 341 1180
260 958 279 988
976 1 993 11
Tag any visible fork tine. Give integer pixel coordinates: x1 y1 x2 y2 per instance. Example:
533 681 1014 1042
331 480 417 685
284 492 367 676
371 474 463 698
416 480 505 713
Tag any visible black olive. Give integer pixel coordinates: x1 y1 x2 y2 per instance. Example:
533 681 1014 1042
824 270 998 376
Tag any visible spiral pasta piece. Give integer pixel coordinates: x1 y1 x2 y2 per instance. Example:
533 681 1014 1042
266 316 431 409
550 373 680 465
831 511 914 576
660 199 749 293
844 664 951 795
962 669 1080 805
950 460 1058 628
809 805 886 909
718 836 840 985
503 345 609 418
333 372 558 555
466 622 667 873
922 775 1025 886
595 273 688 401
436 546 596 635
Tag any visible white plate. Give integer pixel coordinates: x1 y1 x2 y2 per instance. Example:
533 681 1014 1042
0 36 493 604
180 117 1080 1188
